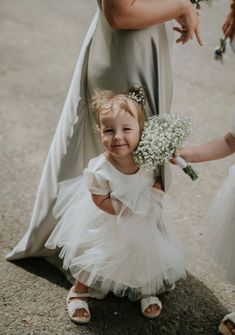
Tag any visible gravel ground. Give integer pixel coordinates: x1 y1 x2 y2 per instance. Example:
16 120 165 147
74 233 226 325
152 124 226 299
0 0 235 334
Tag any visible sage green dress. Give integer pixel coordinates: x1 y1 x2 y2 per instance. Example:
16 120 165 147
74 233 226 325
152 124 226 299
7 2 174 283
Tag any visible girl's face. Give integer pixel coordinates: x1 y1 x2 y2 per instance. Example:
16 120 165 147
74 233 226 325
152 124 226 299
99 102 140 159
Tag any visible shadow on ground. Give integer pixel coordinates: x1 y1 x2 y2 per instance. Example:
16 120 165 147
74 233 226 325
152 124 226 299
12 258 227 335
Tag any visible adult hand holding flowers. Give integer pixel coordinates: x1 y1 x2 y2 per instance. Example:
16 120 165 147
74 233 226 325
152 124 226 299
170 148 199 181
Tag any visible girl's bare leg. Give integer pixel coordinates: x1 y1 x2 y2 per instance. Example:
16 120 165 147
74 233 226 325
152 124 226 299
70 280 89 318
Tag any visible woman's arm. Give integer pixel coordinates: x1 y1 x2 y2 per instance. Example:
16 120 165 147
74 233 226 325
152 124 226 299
92 193 116 215
177 133 235 163
102 0 202 45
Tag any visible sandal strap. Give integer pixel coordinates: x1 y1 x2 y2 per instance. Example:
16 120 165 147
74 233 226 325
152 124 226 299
67 286 90 301
68 291 90 299
141 296 162 313
222 312 235 323
67 299 90 318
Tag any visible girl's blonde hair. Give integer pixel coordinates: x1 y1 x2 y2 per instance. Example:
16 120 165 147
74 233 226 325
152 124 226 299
90 89 145 131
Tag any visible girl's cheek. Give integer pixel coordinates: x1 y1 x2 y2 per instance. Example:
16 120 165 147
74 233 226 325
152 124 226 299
102 137 110 146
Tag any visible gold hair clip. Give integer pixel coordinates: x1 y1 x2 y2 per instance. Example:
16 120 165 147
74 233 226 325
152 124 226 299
127 86 146 106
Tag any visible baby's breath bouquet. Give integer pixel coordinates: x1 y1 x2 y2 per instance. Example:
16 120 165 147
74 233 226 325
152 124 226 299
134 113 198 181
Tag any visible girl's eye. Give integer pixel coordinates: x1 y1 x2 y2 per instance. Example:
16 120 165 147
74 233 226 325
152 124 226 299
123 128 131 131
104 129 113 133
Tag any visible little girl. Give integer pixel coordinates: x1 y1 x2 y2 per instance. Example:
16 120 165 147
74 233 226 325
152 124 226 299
45 88 186 324
174 119 235 335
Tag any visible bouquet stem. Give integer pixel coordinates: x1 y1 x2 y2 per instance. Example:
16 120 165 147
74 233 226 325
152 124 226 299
175 156 199 181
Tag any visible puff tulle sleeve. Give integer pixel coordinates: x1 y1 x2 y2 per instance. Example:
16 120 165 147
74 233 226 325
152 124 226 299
83 168 110 195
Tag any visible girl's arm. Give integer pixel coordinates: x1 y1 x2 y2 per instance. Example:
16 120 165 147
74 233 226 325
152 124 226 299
92 194 116 215
178 133 235 163
101 0 202 45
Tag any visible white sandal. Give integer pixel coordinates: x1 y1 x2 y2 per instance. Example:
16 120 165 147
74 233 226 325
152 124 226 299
218 312 235 335
66 286 91 324
140 296 162 319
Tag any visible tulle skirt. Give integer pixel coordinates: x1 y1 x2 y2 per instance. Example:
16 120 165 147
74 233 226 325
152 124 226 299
45 177 186 300
208 165 235 284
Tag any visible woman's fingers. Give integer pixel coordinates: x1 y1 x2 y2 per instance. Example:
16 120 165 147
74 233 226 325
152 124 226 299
194 26 203 45
173 26 185 33
222 13 235 39
173 26 189 44
173 27 192 44
223 19 232 37
174 2 202 46
223 21 231 36
173 26 203 45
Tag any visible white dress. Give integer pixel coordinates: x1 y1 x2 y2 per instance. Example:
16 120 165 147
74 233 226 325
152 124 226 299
208 126 235 284
45 154 185 300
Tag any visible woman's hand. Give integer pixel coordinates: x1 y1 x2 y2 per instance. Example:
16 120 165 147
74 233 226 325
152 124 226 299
222 12 235 40
169 148 191 165
174 0 203 45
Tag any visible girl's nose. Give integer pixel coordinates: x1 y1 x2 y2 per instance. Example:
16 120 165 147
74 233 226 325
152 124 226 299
114 133 121 140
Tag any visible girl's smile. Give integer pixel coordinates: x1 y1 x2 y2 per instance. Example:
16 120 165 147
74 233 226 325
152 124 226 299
99 106 140 159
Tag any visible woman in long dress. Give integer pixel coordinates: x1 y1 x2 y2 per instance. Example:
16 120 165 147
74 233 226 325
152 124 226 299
6 0 202 280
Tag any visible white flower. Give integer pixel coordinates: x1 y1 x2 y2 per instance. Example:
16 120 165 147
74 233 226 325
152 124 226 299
134 113 193 170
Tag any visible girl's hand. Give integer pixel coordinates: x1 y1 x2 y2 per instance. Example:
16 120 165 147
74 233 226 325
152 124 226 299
174 0 203 45
152 177 164 191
